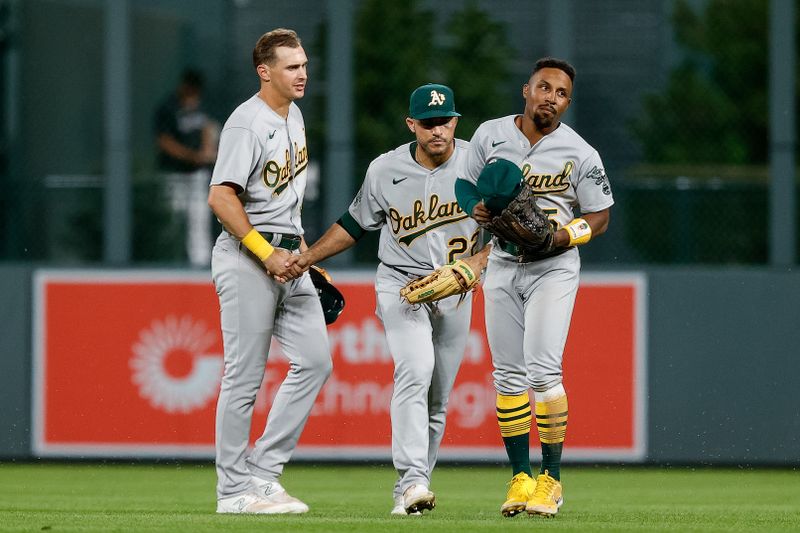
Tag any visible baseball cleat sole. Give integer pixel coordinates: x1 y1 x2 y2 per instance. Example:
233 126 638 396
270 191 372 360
405 497 435 514
501 504 527 517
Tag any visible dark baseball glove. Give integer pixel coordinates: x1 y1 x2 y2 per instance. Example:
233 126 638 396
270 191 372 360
483 182 555 255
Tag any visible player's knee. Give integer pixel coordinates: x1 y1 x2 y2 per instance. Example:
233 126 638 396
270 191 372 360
219 373 263 400
310 352 333 381
396 359 435 386
428 396 449 414
290 344 333 382
320 356 333 379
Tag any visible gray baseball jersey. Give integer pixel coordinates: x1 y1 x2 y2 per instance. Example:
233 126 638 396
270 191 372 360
350 139 481 274
211 94 331 500
462 115 613 394
348 139 478 499
211 94 309 235
462 116 613 245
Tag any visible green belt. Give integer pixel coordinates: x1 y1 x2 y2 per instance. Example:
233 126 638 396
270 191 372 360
259 231 302 251
499 239 523 256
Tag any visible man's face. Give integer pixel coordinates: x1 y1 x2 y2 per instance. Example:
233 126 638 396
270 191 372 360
264 45 308 101
178 85 202 110
523 67 572 130
407 116 457 158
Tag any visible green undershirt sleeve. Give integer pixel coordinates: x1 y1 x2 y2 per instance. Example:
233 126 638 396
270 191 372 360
336 211 366 241
455 178 481 217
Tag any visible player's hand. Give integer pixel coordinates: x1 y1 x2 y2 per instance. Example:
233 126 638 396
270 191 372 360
284 254 311 280
461 243 492 287
473 242 492 271
263 249 293 283
472 201 492 224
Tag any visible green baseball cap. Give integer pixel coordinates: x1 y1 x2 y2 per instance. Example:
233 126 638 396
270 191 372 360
409 83 461 120
476 158 523 214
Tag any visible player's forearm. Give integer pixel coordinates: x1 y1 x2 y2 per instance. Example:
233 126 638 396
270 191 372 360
581 209 610 238
455 178 481 216
554 209 610 247
208 184 253 238
303 224 356 264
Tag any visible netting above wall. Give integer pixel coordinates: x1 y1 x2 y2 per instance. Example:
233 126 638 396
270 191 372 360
0 0 795 266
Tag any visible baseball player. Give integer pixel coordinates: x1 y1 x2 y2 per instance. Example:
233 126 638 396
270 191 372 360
455 58 613 517
207 28 332 514
286 84 489 515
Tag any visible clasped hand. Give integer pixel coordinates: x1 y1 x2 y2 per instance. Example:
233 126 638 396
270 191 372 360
262 250 311 283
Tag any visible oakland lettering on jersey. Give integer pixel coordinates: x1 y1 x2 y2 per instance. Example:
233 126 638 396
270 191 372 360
388 194 468 246
521 161 574 193
262 142 309 196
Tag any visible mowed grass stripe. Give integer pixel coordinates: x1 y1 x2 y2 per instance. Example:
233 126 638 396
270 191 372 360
0 464 798 532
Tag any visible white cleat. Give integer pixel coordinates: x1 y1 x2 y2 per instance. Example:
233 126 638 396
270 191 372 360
248 476 309 514
391 495 422 516
217 492 281 514
226 476 309 514
403 484 435 514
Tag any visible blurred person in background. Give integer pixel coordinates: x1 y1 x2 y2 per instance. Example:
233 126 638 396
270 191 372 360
154 68 219 266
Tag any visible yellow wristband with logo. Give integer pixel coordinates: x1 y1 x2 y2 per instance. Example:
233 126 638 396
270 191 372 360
564 218 592 246
241 229 274 261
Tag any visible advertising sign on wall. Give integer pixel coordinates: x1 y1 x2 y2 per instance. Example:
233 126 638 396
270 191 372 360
33 270 646 461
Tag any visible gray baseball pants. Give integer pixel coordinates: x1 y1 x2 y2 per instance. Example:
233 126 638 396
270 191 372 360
375 263 472 499
212 232 332 499
483 247 580 395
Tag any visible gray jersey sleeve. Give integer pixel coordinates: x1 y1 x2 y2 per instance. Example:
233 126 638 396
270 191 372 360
210 127 260 190
348 161 386 231
573 150 614 213
461 124 490 185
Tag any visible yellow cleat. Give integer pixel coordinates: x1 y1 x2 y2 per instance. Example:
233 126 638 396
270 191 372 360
526 470 563 517
500 472 536 517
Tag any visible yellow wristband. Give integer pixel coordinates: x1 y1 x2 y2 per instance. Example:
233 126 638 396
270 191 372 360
564 218 592 246
241 229 274 261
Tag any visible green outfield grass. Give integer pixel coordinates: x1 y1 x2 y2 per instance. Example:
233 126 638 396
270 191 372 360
0 463 798 532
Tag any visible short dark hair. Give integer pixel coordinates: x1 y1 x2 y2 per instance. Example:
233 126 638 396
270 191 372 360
252 28 302 69
532 57 575 82
180 68 204 90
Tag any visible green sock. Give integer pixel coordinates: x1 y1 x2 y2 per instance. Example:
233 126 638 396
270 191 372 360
503 433 532 477
540 442 563 480
497 393 533 477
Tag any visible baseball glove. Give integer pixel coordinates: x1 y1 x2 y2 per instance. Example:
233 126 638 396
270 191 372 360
400 259 479 305
483 182 555 255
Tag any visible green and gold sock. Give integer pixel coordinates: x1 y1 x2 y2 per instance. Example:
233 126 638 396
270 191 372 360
535 394 568 481
497 393 533 477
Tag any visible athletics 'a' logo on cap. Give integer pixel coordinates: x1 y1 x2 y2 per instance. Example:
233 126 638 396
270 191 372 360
428 90 446 107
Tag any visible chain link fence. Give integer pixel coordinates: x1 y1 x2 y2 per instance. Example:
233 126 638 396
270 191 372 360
0 0 795 266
